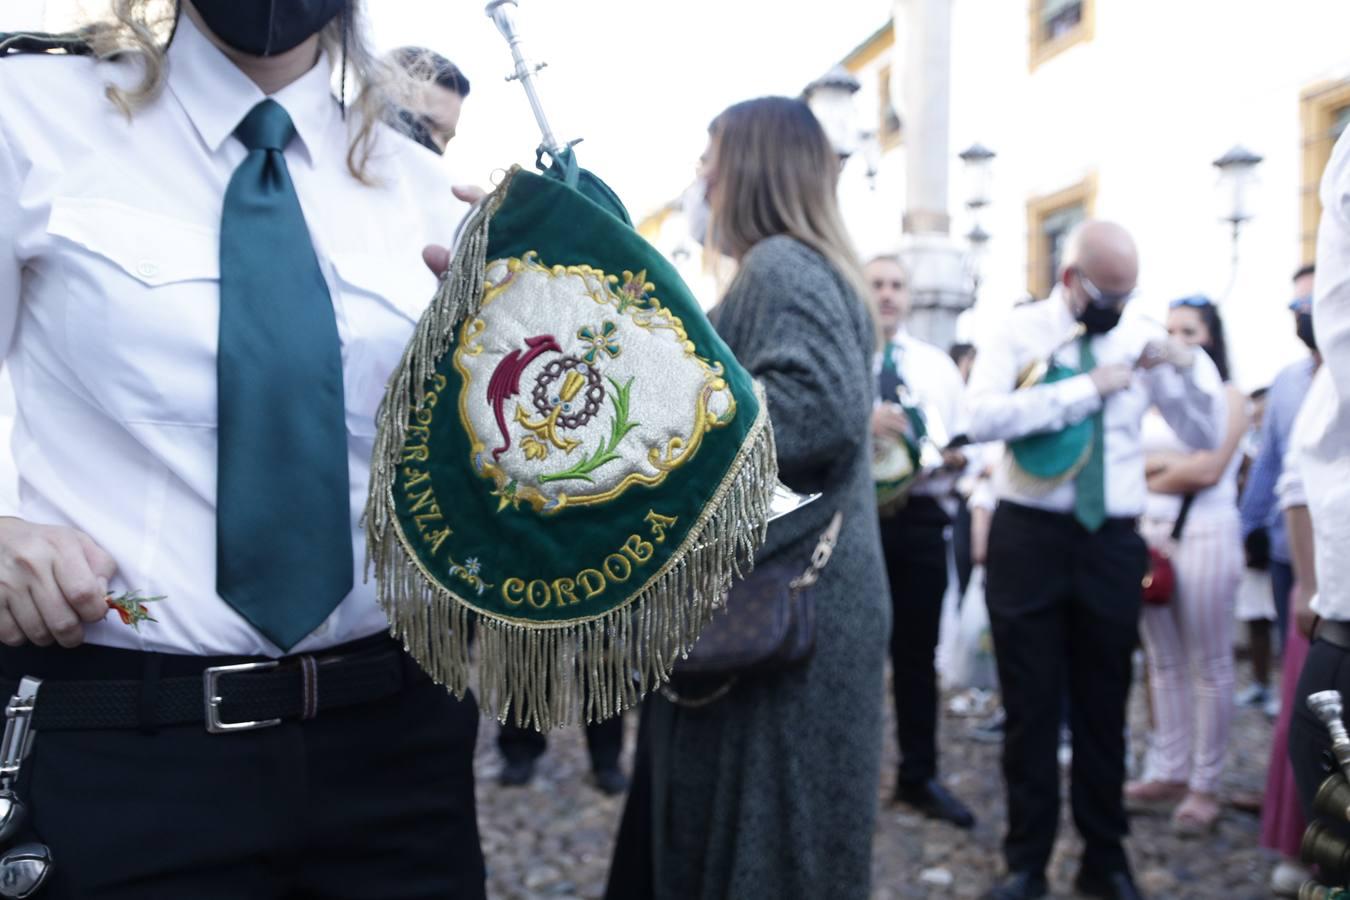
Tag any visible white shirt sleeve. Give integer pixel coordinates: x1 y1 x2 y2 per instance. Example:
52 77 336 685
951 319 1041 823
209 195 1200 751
0 117 21 363
1318 125 1350 413
965 317 1101 444
1142 349 1224 451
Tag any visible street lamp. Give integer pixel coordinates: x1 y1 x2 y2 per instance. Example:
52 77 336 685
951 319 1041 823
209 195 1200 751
1213 144 1263 291
804 65 863 159
958 144 996 299
964 223 990 297
958 143 997 211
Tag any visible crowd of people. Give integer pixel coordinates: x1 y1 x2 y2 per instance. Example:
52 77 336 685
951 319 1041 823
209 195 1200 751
0 2 1347 899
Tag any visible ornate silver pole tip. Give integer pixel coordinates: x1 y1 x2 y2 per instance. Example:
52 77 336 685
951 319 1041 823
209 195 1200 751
1309 691 1350 777
1310 690 1346 722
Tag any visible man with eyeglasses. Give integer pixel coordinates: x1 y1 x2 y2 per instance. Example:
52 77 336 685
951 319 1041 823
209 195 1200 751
1239 264 1321 670
966 221 1226 900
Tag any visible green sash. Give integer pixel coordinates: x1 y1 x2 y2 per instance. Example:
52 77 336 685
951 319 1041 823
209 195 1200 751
1008 362 1094 489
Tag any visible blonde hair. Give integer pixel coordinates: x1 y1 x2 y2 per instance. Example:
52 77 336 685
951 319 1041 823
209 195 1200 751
707 96 881 348
82 0 430 182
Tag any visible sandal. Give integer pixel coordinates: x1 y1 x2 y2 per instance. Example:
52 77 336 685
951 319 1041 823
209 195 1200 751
1124 779 1187 814
1172 791 1221 836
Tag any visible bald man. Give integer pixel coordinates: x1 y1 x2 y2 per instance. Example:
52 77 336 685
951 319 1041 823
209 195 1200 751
966 222 1226 900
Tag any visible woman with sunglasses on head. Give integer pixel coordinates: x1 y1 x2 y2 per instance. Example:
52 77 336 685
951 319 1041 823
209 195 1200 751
604 96 889 900
1125 296 1248 836
0 3 486 897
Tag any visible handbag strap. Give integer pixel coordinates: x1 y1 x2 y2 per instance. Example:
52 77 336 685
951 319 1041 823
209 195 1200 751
789 511 844 592
1170 493 1197 542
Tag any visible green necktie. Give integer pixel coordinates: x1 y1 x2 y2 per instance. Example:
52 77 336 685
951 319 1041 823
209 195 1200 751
1073 335 1108 532
216 99 353 650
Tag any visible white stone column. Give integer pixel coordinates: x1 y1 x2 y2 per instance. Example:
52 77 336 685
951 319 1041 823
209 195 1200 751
892 0 973 352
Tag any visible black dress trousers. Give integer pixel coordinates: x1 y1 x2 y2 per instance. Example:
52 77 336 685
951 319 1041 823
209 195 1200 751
879 495 951 786
985 502 1147 876
1 637 486 900
1290 636 1350 822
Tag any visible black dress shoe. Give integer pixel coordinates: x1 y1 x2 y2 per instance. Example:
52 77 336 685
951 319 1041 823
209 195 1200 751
592 766 629 796
894 778 977 829
982 871 1048 900
498 758 535 787
1075 869 1144 900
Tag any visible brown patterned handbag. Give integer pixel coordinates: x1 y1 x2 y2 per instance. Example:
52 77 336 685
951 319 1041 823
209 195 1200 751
662 512 843 706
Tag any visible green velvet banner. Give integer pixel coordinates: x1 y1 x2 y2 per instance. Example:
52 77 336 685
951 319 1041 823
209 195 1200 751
367 166 777 729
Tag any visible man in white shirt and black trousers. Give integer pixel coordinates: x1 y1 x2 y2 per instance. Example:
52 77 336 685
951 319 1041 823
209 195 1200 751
866 255 976 829
1287 123 1350 830
967 221 1225 900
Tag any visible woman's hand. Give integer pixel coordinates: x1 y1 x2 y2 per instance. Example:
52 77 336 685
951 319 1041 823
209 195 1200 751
422 244 451 278
0 518 117 647
421 185 488 279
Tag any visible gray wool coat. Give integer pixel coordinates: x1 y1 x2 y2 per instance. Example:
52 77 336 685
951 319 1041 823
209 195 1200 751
635 235 891 900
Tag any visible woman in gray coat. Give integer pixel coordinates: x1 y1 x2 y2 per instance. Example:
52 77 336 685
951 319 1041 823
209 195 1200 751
606 96 891 900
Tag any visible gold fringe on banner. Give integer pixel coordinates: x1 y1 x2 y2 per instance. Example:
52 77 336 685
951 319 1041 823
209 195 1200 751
364 169 779 731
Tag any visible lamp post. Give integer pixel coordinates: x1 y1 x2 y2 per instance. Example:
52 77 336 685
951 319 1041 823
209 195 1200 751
1213 144 1263 288
804 65 863 160
958 143 996 212
959 143 996 300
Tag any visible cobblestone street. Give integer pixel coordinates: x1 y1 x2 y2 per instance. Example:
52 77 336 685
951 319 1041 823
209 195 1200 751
475 658 1279 899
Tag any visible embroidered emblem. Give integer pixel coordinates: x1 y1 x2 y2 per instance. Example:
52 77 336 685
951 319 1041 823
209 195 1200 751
105 590 164 631
455 252 737 515
577 321 622 363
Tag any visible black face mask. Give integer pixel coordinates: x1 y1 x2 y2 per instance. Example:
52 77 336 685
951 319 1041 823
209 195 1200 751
1297 311 1318 352
193 0 345 57
1078 303 1123 336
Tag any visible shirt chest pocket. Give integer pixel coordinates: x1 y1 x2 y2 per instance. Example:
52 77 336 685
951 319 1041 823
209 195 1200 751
45 199 428 437
47 197 222 428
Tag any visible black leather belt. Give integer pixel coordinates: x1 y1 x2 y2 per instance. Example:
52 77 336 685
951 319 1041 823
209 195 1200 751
0 639 408 734
1314 619 1350 652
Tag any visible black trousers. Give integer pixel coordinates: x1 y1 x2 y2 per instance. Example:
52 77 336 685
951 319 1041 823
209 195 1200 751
499 714 623 771
1290 637 1350 822
880 495 951 786
1 636 486 900
985 502 1147 875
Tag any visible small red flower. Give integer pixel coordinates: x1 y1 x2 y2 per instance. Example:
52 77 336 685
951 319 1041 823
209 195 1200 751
105 591 164 631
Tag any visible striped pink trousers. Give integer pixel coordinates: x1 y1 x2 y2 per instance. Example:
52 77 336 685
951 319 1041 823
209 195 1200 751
1139 513 1243 794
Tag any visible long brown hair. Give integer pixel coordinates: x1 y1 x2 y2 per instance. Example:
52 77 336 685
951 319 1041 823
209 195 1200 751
81 0 425 183
707 96 879 347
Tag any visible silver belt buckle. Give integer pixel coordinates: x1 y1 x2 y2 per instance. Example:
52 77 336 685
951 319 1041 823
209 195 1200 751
203 661 281 734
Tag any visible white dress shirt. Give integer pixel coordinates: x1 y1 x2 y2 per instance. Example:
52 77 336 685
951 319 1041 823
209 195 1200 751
1304 124 1350 621
0 16 469 655
966 290 1225 519
878 328 967 503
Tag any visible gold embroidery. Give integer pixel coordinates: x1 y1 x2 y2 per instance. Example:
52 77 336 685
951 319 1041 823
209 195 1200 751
490 521 668 609
452 252 735 515
644 510 678 543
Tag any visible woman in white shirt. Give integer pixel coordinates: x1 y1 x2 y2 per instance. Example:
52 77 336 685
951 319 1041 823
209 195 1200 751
0 3 483 897
1125 297 1248 835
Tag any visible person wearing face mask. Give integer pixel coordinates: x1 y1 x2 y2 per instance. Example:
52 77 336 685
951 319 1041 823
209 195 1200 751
0 2 486 897
387 47 470 155
865 254 976 829
965 221 1225 900
1239 264 1322 660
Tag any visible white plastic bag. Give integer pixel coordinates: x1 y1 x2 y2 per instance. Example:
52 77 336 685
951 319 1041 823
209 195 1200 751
947 565 998 691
